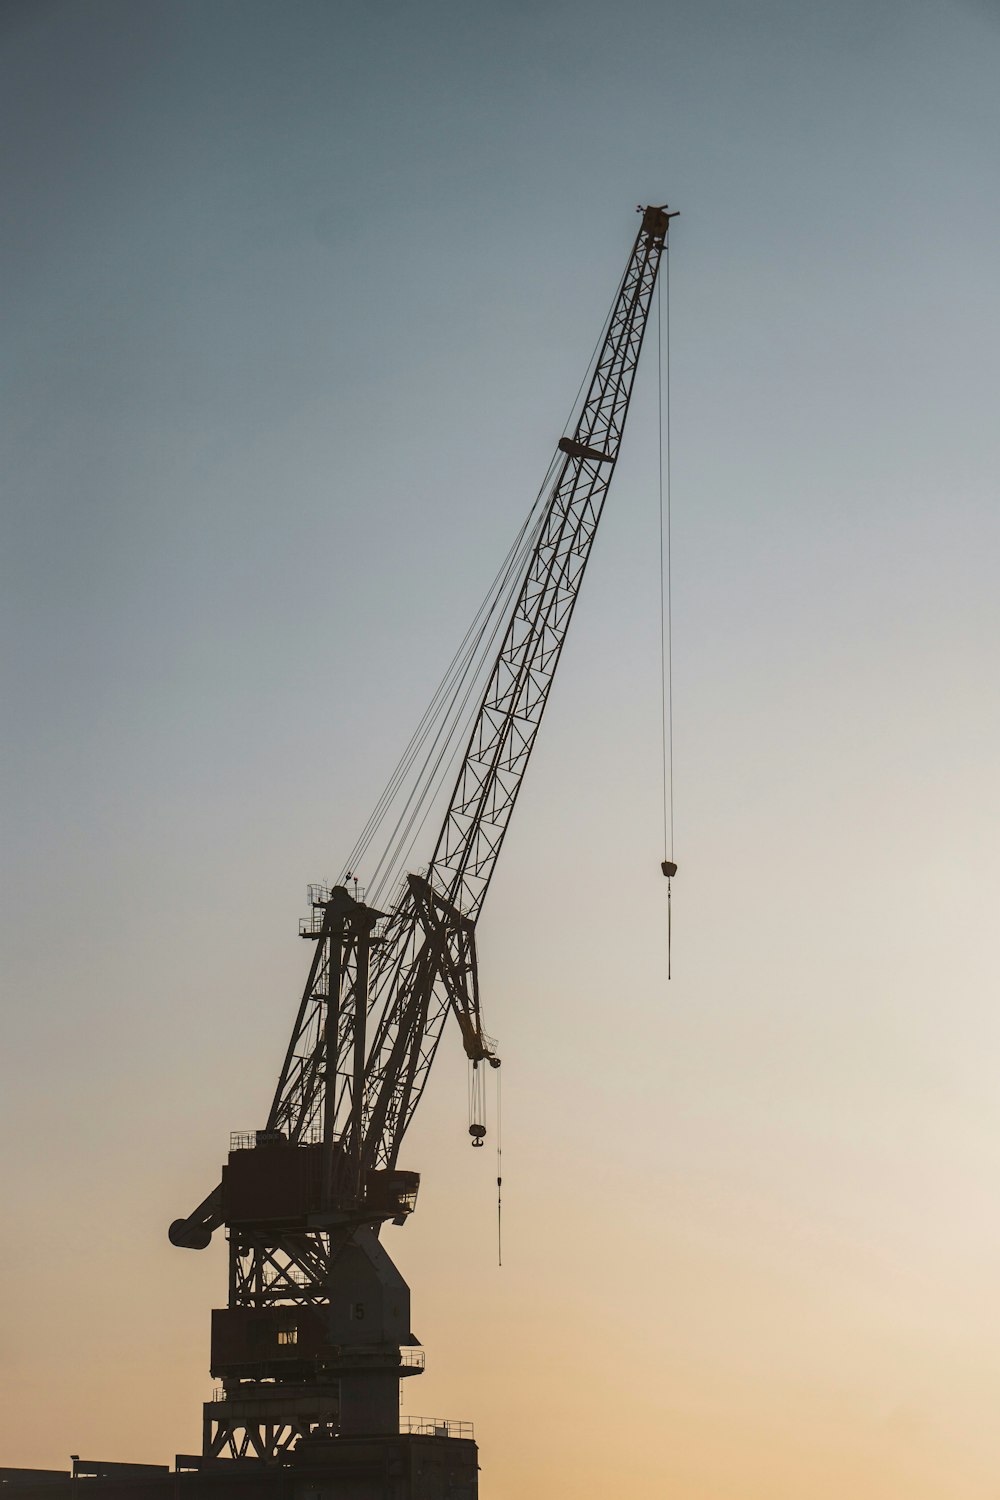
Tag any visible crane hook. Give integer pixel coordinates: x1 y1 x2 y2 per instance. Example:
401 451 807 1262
660 861 677 980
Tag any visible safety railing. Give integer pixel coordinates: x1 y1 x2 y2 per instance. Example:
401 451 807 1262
300 881 368 935
401 1417 473 1439
229 1128 288 1152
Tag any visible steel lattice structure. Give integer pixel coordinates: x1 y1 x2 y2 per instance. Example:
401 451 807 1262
170 204 676 1468
269 203 671 1170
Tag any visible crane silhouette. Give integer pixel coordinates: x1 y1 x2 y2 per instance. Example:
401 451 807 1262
169 204 676 1466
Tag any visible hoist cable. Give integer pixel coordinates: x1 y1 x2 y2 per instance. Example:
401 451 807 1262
658 252 675 981
339 494 548 885
657 256 674 862
367 503 550 906
355 480 552 904
363 509 542 898
340 266 625 905
390 507 552 888
666 246 674 860
496 1065 502 1269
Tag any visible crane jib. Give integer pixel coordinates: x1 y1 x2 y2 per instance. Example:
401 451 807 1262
171 201 675 1250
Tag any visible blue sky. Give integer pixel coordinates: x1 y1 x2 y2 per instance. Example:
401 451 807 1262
4 3 1000 1495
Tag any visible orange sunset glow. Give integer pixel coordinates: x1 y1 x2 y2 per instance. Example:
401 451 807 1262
4 2 1000 1497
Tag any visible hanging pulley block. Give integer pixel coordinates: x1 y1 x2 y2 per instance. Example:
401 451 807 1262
469 1124 487 1147
661 860 677 878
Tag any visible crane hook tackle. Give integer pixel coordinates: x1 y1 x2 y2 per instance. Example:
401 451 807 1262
469 1058 488 1146
660 862 677 980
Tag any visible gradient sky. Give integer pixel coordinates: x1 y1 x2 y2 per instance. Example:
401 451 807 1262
4 2 1000 1496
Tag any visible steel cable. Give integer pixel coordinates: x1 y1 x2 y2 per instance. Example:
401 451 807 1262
342 268 625 906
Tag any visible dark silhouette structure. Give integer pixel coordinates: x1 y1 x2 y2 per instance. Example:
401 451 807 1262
4 205 676 1500
0 1439 476 1497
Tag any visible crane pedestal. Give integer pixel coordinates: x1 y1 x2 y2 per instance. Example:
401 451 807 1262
206 1213 425 1460
195 1212 479 1497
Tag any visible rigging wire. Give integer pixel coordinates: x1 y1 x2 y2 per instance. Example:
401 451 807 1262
657 248 676 979
339 266 627 909
357 473 553 907
391 503 553 877
367 502 550 907
339 496 547 885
